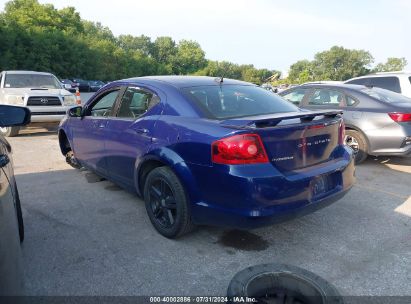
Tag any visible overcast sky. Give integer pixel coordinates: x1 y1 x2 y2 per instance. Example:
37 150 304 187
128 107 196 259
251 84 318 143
1 0 410 73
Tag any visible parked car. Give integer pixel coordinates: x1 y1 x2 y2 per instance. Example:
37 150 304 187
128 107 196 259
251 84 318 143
70 78 91 92
0 104 30 295
58 76 354 238
345 72 411 98
89 80 105 92
280 83 411 163
60 79 77 93
0 71 77 136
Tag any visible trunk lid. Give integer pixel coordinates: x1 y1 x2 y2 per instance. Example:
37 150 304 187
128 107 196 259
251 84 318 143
220 110 342 172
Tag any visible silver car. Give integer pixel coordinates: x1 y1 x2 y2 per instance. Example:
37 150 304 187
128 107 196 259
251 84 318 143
280 83 411 163
0 70 77 136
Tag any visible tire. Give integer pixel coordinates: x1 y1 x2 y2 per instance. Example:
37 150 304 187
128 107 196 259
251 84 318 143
227 263 344 304
144 167 194 238
65 150 81 169
0 126 20 137
345 130 368 164
14 186 24 243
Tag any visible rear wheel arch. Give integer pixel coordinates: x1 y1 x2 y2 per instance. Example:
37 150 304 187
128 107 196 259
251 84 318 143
344 125 370 153
137 159 167 196
135 149 200 204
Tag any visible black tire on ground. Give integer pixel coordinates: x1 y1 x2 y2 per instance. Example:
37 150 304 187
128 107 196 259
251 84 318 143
0 126 20 137
14 186 24 243
65 150 81 169
345 129 368 164
144 166 194 239
227 263 344 304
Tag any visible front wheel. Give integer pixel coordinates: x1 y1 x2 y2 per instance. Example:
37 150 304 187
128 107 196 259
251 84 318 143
65 151 81 169
0 126 20 137
144 167 194 238
345 130 368 164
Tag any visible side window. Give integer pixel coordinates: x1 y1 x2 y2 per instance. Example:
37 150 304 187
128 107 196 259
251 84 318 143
90 90 119 117
368 77 401 93
0 73 3 87
409 77 411 85
346 78 368 85
345 95 358 107
117 87 159 119
308 89 343 106
281 89 308 105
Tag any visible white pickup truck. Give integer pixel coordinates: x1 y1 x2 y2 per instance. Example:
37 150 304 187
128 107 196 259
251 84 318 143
0 70 77 136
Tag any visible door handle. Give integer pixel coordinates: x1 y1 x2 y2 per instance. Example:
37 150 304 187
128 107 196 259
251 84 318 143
135 128 149 134
0 154 10 168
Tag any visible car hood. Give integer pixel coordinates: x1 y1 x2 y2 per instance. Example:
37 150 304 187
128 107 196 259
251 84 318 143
1 88 72 97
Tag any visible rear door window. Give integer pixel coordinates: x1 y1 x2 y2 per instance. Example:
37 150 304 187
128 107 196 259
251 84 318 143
308 89 344 106
117 87 159 119
281 88 308 105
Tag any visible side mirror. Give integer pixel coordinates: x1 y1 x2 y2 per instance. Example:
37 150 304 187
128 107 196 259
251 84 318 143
68 106 83 118
0 105 31 127
64 84 72 90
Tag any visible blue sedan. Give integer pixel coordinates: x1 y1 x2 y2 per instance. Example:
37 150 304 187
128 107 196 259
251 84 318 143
58 76 355 238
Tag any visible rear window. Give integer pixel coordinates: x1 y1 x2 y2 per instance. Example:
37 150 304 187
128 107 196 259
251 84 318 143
368 76 401 93
182 85 298 119
361 87 411 104
346 78 368 85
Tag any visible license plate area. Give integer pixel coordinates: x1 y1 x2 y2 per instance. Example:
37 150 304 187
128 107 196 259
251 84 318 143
310 174 334 200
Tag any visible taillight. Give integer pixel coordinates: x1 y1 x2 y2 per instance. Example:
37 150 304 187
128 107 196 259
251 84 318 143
388 113 411 122
339 119 345 145
211 134 269 165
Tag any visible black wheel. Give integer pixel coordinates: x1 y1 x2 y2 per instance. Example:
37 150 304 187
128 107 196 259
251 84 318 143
14 186 24 243
144 167 194 238
0 126 20 137
227 264 344 304
65 150 81 169
344 130 368 164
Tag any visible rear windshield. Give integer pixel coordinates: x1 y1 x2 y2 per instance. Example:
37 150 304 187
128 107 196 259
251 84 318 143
182 85 298 119
4 74 62 89
361 87 411 104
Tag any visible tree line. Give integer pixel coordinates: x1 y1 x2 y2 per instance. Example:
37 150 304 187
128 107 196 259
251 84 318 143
0 0 407 84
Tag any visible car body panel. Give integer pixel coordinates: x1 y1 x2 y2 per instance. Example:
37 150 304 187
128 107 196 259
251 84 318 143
280 84 411 157
0 105 30 295
59 76 355 228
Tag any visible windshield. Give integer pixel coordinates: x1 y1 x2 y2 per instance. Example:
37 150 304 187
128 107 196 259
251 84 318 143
182 85 299 119
361 87 411 104
4 74 62 89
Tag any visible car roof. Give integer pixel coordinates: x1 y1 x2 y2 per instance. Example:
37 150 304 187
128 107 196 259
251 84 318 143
4 70 54 76
121 75 253 88
297 83 368 91
346 72 411 82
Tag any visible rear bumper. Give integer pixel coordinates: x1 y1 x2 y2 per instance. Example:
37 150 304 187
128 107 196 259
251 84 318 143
192 186 352 229
187 146 355 229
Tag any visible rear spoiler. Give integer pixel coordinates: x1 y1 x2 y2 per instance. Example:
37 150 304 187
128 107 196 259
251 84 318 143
220 110 343 128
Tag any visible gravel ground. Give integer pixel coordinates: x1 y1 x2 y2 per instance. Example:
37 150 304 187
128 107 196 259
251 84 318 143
8 127 411 296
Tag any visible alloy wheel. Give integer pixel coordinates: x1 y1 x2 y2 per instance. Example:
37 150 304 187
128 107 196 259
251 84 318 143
149 178 177 228
344 135 359 154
